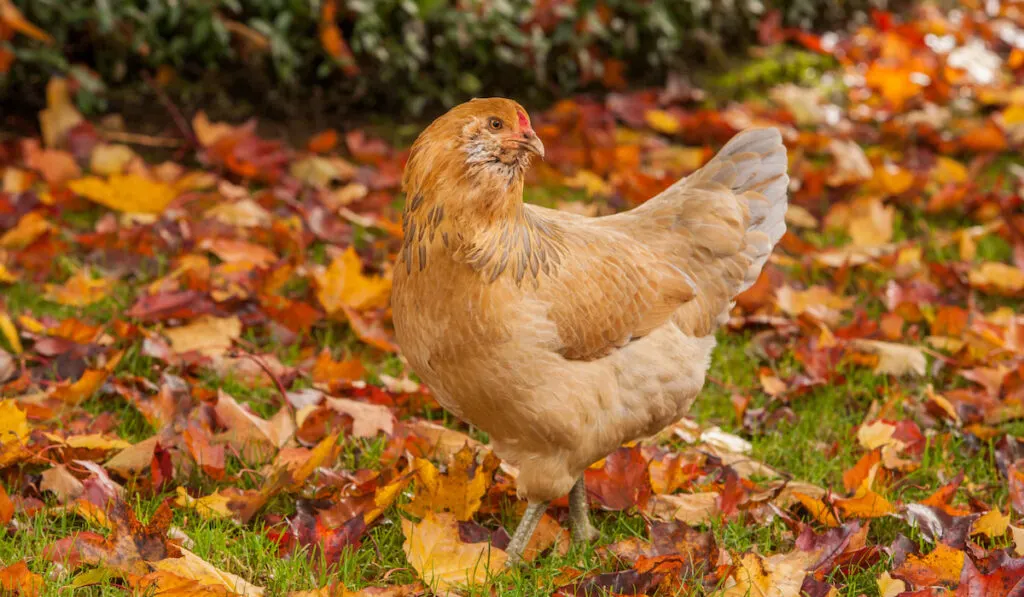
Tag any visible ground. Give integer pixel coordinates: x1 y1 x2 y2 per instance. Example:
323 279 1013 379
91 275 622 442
1 4 1024 597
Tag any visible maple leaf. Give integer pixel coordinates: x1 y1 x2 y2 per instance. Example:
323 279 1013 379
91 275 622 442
892 542 964 587
0 212 52 250
585 445 652 511
402 511 507 591
315 247 392 315
43 498 181 576
0 560 43 597
404 445 499 521
43 269 115 307
68 174 180 215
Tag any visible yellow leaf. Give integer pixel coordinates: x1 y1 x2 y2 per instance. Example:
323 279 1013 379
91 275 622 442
792 491 840 527
174 487 236 522
871 162 915 196
968 262 1024 296
285 432 339 491
0 211 52 249
856 421 896 451
401 511 507 591
314 247 391 315
191 112 235 147
971 508 1010 539
0 0 54 43
163 316 241 357
847 198 895 248
876 571 906 597
43 433 131 451
38 77 80 148
932 156 967 186
0 312 21 354
89 144 137 176
835 481 895 518
563 169 612 198
68 174 179 215
644 110 680 135
43 270 114 307
0 264 16 284
0 400 30 446
150 547 264 596
892 542 964 585
50 369 109 405
850 340 926 377
715 551 814 597
404 446 496 521
365 469 415 525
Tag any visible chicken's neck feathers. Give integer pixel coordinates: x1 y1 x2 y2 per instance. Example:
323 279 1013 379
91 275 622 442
401 180 567 286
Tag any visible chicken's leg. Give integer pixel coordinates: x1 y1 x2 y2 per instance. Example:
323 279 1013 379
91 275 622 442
504 501 548 567
569 476 599 543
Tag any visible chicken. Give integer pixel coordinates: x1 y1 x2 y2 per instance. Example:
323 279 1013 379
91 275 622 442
391 98 788 564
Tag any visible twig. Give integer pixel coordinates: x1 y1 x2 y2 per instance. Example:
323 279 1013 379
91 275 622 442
141 71 198 150
98 129 184 148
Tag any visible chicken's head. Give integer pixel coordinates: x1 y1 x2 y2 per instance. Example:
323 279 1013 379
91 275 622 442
406 98 544 192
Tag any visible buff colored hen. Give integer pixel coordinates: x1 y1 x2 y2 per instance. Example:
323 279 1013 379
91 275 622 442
391 98 788 564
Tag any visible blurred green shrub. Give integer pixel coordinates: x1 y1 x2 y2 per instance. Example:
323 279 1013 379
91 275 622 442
2 0 899 117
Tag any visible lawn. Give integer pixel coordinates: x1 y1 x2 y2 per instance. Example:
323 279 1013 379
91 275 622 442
2 4 1024 597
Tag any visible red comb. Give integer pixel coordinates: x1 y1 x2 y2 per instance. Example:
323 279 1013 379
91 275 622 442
517 109 531 131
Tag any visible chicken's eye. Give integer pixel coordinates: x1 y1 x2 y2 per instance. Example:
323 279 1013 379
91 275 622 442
488 118 503 130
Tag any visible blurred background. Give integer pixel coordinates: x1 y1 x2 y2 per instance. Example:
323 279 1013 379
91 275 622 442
1 0 903 128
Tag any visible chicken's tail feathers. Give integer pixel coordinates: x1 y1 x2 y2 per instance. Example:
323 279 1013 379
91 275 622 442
703 127 789 294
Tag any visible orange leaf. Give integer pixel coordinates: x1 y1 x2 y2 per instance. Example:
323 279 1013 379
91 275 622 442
792 491 840 527
843 450 882 493
0 0 53 43
0 560 43 597
892 543 964 586
307 129 339 153
834 482 895 518
50 369 109 405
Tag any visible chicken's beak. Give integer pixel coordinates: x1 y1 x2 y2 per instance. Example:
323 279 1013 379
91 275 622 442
520 131 545 159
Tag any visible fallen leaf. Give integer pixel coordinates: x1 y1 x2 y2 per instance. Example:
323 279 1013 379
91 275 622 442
0 560 43 597
315 247 391 315
401 511 507 591
892 542 964 586
968 262 1024 296
0 212 52 249
68 174 180 215
971 508 1010 539
405 446 497 521
40 464 85 503
876 571 906 597
38 77 81 148
151 547 264 596
644 492 720 525
849 340 926 377
164 316 241 356
89 144 137 175
43 269 115 307
325 397 395 438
